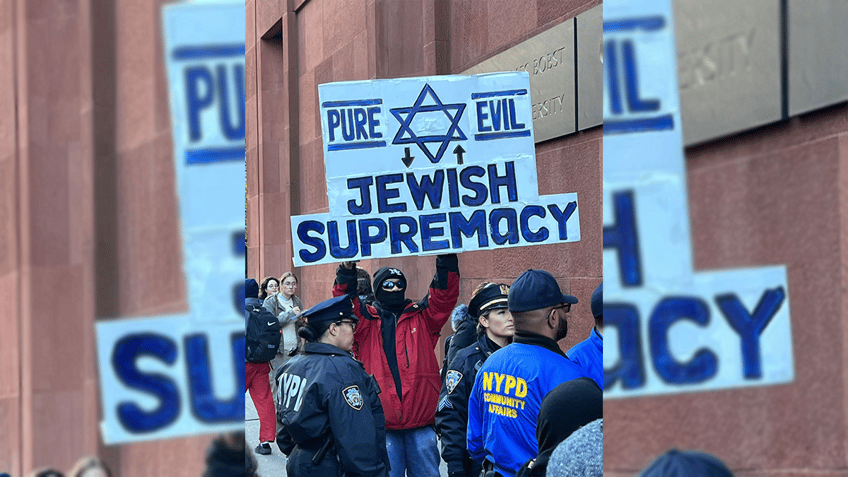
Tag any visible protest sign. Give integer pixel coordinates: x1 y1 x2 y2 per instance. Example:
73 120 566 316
292 73 581 266
94 2 245 444
602 0 793 399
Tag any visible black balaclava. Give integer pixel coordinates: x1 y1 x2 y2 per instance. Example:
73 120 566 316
373 267 407 311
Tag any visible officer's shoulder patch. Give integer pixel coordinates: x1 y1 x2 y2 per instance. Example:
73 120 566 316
342 385 363 410
445 370 463 394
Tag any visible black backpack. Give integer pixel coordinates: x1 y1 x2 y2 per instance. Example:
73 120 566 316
245 304 281 363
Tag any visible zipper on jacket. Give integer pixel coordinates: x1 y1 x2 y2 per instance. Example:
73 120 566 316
405 345 409 368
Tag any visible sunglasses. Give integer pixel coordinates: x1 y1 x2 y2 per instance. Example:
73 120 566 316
335 320 357 332
381 280 406 291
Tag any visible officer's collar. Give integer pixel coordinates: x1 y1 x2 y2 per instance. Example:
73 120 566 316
478 333 502 356
512 331 566 358
302 341 353 356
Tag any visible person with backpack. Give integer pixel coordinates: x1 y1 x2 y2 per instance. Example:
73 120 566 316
244 278 280 455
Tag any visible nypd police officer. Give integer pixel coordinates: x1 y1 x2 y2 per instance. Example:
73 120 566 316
436 283 513 477
467 269 586 477
275 295 389 477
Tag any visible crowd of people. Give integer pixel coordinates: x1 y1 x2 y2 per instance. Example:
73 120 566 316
244 254 605 477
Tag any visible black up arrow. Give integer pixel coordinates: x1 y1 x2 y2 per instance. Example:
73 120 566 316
401 147 415 168
453 144 465 165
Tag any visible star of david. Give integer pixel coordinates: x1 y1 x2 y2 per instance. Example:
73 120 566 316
390 84 467 164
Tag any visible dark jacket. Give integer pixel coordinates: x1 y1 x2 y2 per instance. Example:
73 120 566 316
440 304 479 383
333 254 459 430
435 333 501 477
202 433 257 477
517 377 602 477
275 342 389 477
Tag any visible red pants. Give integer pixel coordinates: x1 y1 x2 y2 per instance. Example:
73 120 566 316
245 362 276 443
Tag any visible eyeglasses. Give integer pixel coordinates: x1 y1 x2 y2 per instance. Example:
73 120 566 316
552 303 571 313
283 282 297 288
335 320 357 332
381 280 405 291
267 283 279 289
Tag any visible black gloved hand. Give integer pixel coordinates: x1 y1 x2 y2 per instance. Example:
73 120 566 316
436 253 459 272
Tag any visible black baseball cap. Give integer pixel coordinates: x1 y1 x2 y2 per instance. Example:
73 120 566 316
508 269 577 312
591 282 603 318
639 449 734 477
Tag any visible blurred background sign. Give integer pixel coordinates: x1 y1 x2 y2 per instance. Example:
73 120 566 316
603 0 793 399
94 1 245 444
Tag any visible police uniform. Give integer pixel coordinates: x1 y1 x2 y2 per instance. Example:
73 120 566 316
466 270 586 477
275 295 389 477
435 283 510 477
436 332 501 477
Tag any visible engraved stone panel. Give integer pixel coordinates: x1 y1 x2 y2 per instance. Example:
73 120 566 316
463 21 575 143
674 0 781 145
577 4 602 130
788 0 848 116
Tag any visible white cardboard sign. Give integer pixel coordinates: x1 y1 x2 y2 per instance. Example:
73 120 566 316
292 73 581 266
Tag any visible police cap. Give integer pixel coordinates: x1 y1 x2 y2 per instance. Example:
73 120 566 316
468 283 510 318
301 295 358 324
508 269 577 312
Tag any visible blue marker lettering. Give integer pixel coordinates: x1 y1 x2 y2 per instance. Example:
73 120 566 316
184 333 244 422
328 220 358 259
359 218 388 257
649 297 718 384
113 334 180 433
297 221 327 263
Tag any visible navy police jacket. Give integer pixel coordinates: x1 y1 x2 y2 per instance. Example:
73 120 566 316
567 327 603 390
275 342 389 477
466 332 585 477
435 333 501 477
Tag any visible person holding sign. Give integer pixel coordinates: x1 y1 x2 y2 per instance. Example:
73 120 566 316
334 254 460 477
275 295 389 477
466 269 585 477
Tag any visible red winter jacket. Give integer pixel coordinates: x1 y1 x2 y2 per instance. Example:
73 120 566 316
333 256 459 430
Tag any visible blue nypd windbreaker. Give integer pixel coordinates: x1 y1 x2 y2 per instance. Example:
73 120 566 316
567 327 603 390
466 338 585 477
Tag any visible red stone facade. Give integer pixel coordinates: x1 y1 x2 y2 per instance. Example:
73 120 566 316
604 98 848 474
3 0 213 475
246 0 603 364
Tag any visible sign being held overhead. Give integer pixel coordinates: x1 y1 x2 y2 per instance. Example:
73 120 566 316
291 73 580 266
